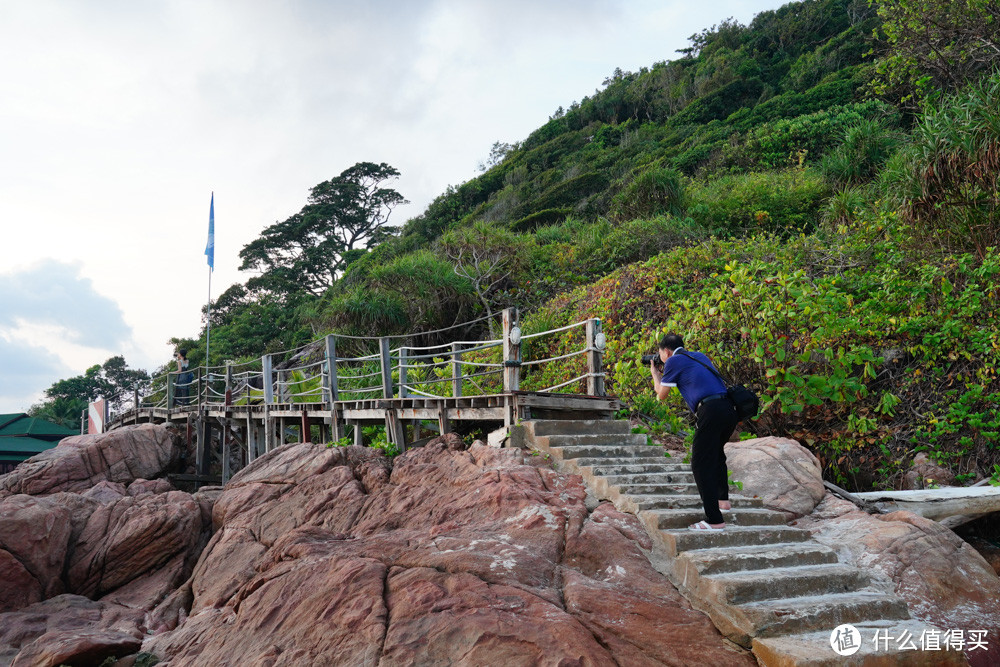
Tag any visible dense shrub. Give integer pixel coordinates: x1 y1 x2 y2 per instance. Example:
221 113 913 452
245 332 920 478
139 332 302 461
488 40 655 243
609 166 687 221
820 117 905 186
687 169 830 235
511 208 572 232
882 72 1000 258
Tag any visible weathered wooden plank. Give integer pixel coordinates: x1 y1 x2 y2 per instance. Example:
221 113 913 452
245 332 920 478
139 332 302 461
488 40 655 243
854 487 1000 521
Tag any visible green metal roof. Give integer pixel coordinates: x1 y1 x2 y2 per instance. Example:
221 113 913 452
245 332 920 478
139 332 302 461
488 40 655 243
0 413 24 429
0 435 60 457
0 414 77 438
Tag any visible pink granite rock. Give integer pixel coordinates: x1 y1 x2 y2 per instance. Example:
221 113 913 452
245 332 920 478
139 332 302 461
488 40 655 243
67 490 206 601
725 436 825 518
0 495 75 605
143 439 753 666
0 424 180 498
904 452 957 489
0 594 145 667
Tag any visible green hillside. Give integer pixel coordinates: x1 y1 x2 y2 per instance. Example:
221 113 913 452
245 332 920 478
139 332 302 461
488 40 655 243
38 0 1000 491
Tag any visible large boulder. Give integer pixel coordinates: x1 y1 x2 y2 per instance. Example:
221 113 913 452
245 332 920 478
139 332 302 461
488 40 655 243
0 424 181 498
67 490 208 602
795 494 1000 667
0 595 145 667
143 439 754 666
903 452 957 489
724 436 825 518
0 495 76 609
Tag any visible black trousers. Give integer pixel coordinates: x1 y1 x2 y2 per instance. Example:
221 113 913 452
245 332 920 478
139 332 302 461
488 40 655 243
691 398 738 525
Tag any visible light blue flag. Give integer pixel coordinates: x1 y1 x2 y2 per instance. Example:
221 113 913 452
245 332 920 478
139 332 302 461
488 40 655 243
205 192 215 270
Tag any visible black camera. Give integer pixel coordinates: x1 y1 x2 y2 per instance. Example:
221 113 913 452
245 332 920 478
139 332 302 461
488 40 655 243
642 354 663 368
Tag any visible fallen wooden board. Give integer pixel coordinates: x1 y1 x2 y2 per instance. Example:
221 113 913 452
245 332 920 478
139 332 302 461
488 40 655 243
853 486 1000 521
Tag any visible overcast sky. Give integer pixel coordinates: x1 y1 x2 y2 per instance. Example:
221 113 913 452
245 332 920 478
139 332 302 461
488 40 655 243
0 0 789 413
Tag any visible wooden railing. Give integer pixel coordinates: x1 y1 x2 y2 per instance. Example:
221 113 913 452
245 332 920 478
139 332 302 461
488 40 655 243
123 308 606 416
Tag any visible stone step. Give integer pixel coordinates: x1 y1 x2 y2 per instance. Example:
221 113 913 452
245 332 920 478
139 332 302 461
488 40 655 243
731 591 910 640
751 619 968 666
648 508 787 530
601 472 702 486
630 494 764 510
524 419 632 437
657 525 813 557
701 564 870 605
676 542 839 577
612 477 698 493
623 484 702 498
547 444 663 460
536 433 651 449
572 459 683 473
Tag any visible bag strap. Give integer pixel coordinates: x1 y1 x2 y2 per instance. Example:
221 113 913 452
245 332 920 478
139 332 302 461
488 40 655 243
676 350 731 386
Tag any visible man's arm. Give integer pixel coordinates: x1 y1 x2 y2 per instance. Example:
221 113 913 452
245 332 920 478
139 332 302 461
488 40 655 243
650 360 672 401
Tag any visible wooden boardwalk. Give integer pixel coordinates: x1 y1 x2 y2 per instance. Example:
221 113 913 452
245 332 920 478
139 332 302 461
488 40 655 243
106 309 618 483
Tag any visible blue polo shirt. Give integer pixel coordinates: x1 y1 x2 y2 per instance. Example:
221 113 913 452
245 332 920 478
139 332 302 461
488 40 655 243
660 348 728 413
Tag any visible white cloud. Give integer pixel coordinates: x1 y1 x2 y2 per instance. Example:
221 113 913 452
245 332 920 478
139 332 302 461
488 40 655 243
0 261 137 412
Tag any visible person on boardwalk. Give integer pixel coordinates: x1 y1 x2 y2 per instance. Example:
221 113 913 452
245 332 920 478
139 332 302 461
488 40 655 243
175 349 193 405
650 333 737 531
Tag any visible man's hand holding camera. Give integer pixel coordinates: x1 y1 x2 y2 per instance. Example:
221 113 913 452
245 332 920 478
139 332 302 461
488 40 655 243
644 353 665 388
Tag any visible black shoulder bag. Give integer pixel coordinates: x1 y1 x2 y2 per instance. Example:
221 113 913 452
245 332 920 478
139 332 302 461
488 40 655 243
678 351 760 422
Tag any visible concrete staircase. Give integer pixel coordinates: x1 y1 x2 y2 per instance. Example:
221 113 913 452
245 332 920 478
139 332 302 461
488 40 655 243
521 419 967 666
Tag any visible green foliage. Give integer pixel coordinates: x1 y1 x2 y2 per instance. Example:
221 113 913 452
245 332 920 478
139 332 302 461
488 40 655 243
27 396 86 433
610 166 686 221
871 0 1000 106
42 356 150 413
511 208 572 232
820 116 904 186
884 72 1000 258
687 169 830 235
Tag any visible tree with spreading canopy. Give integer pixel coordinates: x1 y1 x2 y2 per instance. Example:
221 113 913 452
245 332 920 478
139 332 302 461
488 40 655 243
238 162 408 297
38 356 150 414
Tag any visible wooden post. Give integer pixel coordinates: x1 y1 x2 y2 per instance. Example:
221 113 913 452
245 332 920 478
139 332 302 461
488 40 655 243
380 338 398 450
277 370 289 404
264 409 274 453
451 342 463 398
246 414 256 462
225 364 233 402
221 419 231 485
353 422 364 447
197 369 204 410
399 346 409 399
386 409 405 451
300 410 309 443
262 355 274 405
586 318 605 396
324 335 338 407
133 387 140 412
502 307 521 393
197 412 211 480
379 338 393 399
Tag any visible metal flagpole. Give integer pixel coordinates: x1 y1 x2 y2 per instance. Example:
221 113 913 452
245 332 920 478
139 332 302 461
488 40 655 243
206 265 212 363
205 192 215 365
